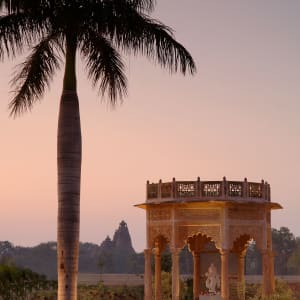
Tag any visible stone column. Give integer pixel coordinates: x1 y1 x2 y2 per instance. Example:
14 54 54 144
154 247 162 300
220 249 229 300
237 251 246 300
144 249 152 300
269 250 275 293
237 251 246 283
171 248 181 300
262 249 271 297
192 252 200 300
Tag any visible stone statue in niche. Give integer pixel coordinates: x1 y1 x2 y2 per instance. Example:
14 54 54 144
205 263 220 294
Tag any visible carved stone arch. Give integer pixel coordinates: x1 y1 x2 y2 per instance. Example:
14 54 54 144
149 225 171 249
178 225 221 250
229 225 263 251
152 234 169 253
232 234 251 253
187 233 212 252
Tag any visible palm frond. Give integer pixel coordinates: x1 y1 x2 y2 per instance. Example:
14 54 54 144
80 31 127 105
127 0 156 12
101 3 196 75
9 34 62 116
0 0 20 13
0 0 46 13
0 12 47 60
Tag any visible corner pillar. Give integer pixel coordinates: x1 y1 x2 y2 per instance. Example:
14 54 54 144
262 249 272 297
269 251 275 293
192 252 201 300
144 249 152 300
171 248 181 300
220 249 229 300
154 247 162 300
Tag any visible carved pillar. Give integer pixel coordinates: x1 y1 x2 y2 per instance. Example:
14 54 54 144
154 247 162 300
237 251 246 283
144 249 152 300
220 249 229 300
269 250 275 293
237 250 246 300
262 249 271 297
192 252 200 300
171 248 181 300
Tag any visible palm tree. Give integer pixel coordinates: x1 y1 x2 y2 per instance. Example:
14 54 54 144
0 0 196 299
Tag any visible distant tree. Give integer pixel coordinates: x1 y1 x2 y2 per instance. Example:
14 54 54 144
128 252 144 274
98 250 114 273
0 241 14 257
245 241 261 275
287 237 300 275
272 227 297 275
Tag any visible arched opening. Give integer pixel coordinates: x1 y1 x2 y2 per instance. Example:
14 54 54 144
187 233 221 300
230 234 252 300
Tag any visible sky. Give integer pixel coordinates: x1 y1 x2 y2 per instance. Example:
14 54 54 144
1 0 300 252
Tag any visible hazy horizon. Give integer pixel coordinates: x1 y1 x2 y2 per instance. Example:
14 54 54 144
1 1 300 252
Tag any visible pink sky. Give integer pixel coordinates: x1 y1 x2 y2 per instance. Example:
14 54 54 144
1 1 300 252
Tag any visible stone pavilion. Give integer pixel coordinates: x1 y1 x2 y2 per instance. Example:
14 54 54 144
135 177 282 300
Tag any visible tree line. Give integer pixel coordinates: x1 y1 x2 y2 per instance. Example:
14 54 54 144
1 226 300 278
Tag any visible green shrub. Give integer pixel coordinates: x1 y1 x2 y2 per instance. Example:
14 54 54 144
248 280 295 300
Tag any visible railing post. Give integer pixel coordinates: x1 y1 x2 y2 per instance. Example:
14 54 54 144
267 182 271 201
196 177 201 197
222 176 227 197
146 180 149 201
243 178 248 198
172 178 176 198
158 179 162 199
261 179 265 199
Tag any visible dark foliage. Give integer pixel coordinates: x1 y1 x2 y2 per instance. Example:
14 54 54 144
0 0 196 115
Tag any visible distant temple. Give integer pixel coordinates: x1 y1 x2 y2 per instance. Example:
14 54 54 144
136 177 282 300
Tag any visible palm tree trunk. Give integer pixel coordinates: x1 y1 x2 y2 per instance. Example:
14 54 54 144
57 35 81 300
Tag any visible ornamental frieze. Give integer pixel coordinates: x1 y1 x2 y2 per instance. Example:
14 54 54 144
177 208 220 222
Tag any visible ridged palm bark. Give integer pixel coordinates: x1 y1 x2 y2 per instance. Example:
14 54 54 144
57 35 81 299
0 1 196 299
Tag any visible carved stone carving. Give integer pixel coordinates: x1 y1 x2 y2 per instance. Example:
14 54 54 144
228 207 264 220
161 183 173 198
177 209 220 222
177 225 221 249
229 225 263 250
149 225 171 248
149 207 171 221
187 234 212 252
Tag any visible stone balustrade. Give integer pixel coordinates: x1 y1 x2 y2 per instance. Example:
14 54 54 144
146 177 270 203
